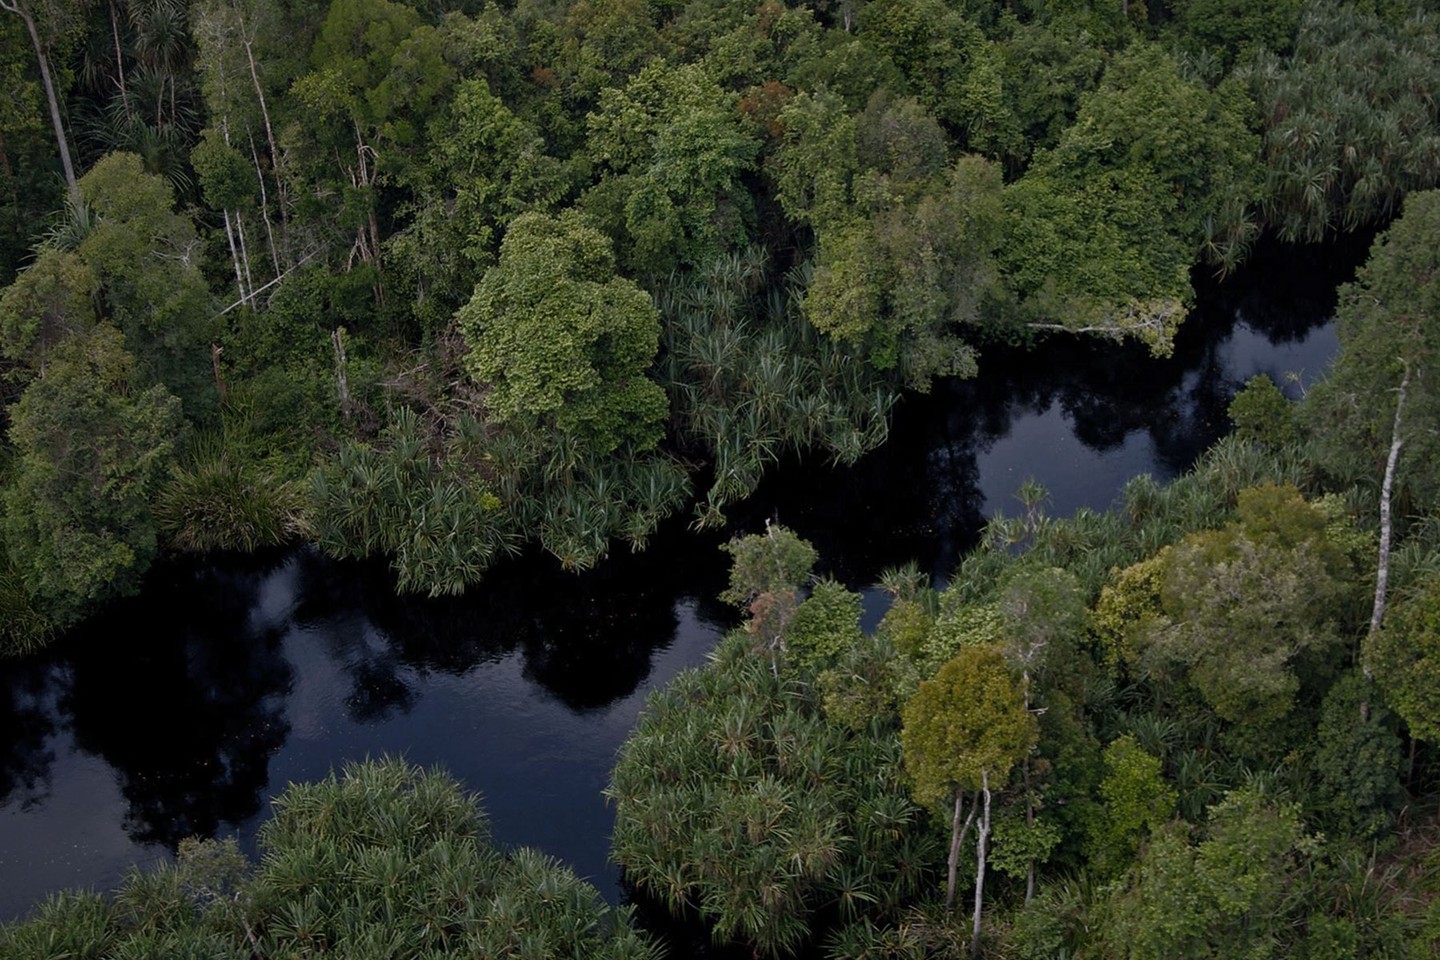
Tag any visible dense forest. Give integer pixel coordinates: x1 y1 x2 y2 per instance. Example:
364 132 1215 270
2 0 1440 956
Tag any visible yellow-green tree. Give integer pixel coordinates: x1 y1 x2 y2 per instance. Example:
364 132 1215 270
901 644 1037 956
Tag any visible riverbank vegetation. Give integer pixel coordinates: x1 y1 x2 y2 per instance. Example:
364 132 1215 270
3 0 1440 648
3 0 1440 953
0 758 659 958
601 189 1440 957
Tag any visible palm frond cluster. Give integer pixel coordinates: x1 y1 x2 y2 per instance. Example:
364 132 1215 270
156 427 309 554
657 250 899 527
1250 1 1440 242
0 759 660 959
310 407 519 595
608 631 939 959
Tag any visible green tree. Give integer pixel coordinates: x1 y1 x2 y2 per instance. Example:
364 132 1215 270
1306 189 1440 516
0 247 97 376
1228 373 1298 449
901 644 1037 954
458 210 668 457
1135 484 1351 733
583 60 760 275
1085 735 1176 878
1101 786 1310 960
1366 574 1440 744
0 0 84 189
719 522 817 658
74 153 219 418
2 324 183 626
388 75 568 332
1001 43 1264 351
1312 671 1404 838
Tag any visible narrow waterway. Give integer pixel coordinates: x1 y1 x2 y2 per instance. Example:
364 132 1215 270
0 236 1365 922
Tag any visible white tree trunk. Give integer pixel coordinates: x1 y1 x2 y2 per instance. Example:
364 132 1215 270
5 1 77 189
222 209 247 304
946 787 978 913
1369 362 1411 644
972 771 992 959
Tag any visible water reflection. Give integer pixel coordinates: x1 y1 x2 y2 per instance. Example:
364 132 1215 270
0 660 59 810
60 562 294 847
0 236 1370 921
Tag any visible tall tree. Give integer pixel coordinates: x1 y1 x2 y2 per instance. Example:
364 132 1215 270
1306 190 1440 627
901 644 1037 956
458 210 667 457
0 0 82 190
2 324 183 626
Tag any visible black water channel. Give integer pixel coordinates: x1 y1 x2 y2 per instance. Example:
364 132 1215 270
0 237 1368 924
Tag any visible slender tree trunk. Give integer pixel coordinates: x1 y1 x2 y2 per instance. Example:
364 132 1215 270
248 130 281 275
972 771 992 960
108 0 128 110
211 342 227 399
332 326 351 421
235 213 255 299
222 209 247 304
946 787 978 913
5 1 77 190
242 35 288 236
1369 363 1411 643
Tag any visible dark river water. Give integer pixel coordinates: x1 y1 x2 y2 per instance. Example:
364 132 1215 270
0 237 1367 922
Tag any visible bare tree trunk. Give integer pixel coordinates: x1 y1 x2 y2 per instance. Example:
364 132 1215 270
242 35 288 239
332 326 351 422
946 787 978 913
222 209 247 304
5 0 77 190
972 771 992 960
211 343 227 400
248 130 281 275
108 0 128 110
234 209 255 300
1369 362 1411 643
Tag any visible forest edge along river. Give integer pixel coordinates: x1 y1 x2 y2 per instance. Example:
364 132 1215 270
0 235 1366 923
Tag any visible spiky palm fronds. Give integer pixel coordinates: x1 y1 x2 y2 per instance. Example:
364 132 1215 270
609 632 939 960
658 248 901 525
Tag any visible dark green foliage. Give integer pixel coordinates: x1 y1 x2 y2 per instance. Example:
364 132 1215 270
0 760 660 960
785 577 863 673
2 325 183 627
608 633 937 959
582 59 760 275
1170 0 1303 67
1311 672 1403 839
1100 786 1309 960
156 427 309 554
73 153 219 419
1305 189 1440 512
1085 735 1176 878
719 521 817 610
658 250 898 523
1366 573 1440 744
310 408 518 595
1002 42 1264 351
1250 2 1440 243
1229 373 1299 448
